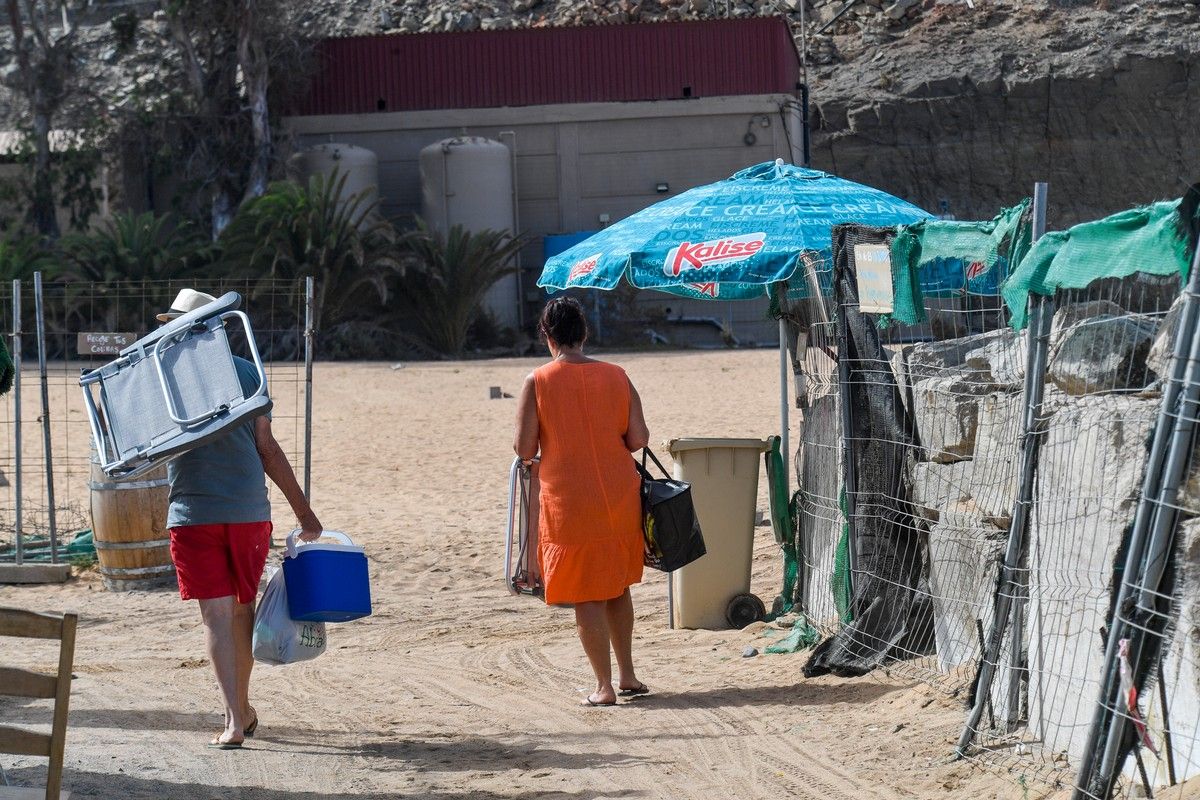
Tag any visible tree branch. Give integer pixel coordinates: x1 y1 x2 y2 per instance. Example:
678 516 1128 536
165 6 208 101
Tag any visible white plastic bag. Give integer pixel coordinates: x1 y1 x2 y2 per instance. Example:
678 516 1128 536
252 567 327 665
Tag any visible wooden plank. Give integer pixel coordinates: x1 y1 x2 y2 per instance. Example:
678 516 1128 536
0 608 64 640
0 667 56 698
0 787 72 798
0 725 51 757
47 614 77 799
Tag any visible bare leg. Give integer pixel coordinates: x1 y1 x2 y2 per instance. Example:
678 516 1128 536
199 596 245 744
605 589 641 690
233 601 256 729
574 600 616 705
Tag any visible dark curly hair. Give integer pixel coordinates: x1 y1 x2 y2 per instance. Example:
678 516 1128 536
538 297 588 349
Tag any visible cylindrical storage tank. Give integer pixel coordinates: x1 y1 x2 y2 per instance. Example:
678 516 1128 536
419 137 518 329
288 143 379 215
89 457 175 591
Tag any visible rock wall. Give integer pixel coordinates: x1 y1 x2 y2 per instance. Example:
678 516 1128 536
5 2 1195 230
798 392 844 626
1024 394 1157 764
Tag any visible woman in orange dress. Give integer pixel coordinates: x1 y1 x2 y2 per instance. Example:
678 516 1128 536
514 297 651 707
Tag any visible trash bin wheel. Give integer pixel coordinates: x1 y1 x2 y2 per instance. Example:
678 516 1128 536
726 593 766 628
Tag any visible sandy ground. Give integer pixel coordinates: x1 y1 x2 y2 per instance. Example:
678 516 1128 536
0 350 1065 800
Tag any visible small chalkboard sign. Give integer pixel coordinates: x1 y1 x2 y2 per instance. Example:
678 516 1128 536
853 243 894 315
77 332 135 356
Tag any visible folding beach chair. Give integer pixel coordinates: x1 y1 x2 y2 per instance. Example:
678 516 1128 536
504 457 543 597
79 291 273 481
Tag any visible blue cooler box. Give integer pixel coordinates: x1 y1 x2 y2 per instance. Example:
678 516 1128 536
283 530 372 622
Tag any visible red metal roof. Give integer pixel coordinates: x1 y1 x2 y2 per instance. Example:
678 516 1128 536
294 17 801 116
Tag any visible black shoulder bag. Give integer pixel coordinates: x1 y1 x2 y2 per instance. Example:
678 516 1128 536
635 448 706 572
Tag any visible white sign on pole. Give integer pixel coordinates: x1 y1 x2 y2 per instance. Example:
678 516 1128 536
853 243 894 314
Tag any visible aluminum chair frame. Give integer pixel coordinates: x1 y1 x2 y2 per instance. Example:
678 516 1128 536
79 292 272 481
504 457 543 597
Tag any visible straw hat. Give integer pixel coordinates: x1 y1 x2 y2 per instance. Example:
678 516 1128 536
156 289 217 322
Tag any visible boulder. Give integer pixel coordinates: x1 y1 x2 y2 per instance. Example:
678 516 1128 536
969 391 1024 526
906 329 1009 383
1026 394 1157 765
911 369 1000 463
964 329 1026 389
1146 291 1184 381
798 393 843 627
909 461 972 523
1048 314 1156 396
1050 299 1126 347
907 393 1017 531
926 513 1006 673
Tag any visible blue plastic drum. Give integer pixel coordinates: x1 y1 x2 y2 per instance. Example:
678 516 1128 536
282 530 372 622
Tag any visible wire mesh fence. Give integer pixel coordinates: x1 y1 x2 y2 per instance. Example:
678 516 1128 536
793 223 1025 695
0 277 312 565
956 272 1184 793
787 191 1200 798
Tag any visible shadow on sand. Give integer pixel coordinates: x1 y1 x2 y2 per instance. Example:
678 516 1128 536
5 768 648 800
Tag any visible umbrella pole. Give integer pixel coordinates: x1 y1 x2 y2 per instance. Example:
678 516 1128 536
779 318 790 490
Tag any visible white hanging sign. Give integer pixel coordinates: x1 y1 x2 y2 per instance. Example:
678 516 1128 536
853 244 894 314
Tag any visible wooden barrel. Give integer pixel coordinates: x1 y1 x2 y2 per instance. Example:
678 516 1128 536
89 459 176 591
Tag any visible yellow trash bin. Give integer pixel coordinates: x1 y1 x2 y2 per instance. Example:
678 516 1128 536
667 437 769 630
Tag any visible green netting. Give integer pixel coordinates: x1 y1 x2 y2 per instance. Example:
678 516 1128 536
763 435 799 619
763 617 821 654
889 200 1033 325
0 330 12 395
1003 199 1194 329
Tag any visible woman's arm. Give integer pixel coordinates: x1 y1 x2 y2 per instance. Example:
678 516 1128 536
513 373 540 460
624 379 650 452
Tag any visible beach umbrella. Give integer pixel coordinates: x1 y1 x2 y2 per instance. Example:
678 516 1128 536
537 159 931 483
538 159 930 300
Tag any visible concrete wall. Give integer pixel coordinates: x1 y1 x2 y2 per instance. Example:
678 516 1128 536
284 94 802 342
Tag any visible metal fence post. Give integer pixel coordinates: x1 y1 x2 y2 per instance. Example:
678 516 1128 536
304 276 315 502
11 280 22 566
1076 232 1200 798
779 316 790 489
1071 231 1200 798
957 181 1052 756
34 272 57 562
835 250 859 590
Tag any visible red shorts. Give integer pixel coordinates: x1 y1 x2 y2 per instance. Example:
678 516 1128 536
169 521 273 604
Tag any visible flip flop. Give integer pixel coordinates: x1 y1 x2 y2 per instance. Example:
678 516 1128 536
207 738 243 750
618 683 650 697
244 716 259 738
581 693 617 707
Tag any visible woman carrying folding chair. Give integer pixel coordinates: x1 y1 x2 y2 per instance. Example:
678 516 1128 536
513 297 651 707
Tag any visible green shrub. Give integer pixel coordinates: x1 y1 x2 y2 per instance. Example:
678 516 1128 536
398 217 523 357
218 170 400 333
0 230 57 282
60 211 208 283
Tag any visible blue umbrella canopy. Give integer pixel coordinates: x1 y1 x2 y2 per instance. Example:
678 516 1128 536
538 160 931 300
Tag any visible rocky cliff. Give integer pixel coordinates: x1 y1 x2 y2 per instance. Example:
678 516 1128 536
4 0 1198 225
286 0 1200 223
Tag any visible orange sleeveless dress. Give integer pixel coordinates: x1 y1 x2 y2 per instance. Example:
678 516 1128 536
533 360 644 605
